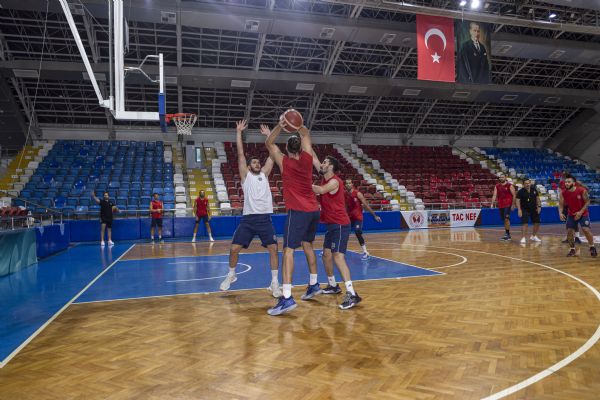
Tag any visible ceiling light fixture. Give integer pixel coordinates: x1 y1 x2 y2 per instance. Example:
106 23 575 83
459 1 467 7
470 0 481 10
549 12 557 19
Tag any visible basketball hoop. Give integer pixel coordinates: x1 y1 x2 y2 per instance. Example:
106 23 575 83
166 113 197 135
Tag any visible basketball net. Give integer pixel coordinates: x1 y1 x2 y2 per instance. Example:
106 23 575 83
168 113 197 135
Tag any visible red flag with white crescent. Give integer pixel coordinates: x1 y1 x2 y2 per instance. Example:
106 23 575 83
417 14 455 82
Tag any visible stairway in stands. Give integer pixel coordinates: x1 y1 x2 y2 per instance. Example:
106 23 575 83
186 143 219 215
0 142 52 200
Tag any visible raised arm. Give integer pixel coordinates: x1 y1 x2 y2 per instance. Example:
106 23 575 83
312 178 339 195
262 156 275 177
91 191 100 204
357 191 382 222
261 124 284 170
298 125 320 170
235 119 249 183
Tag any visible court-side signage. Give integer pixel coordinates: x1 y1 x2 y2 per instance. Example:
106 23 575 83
401 209 481 229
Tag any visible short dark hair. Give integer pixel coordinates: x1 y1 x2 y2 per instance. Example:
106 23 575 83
103 191 109 196
564 173 576 181
153 192 158 196
246 156 260 166
325 156 340 173
523 178 530 182
287 135 301 154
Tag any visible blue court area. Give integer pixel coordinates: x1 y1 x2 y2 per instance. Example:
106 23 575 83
0 243 131 364
1 244 440 366
76 250 441 303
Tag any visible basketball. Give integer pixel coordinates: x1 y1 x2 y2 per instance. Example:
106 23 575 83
280 109 303 133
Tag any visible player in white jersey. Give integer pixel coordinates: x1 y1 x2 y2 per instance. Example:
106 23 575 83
219 120 281 297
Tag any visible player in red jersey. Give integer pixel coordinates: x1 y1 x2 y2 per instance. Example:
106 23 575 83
313 156 361 309
491 173 516 241
192 190 214 242
149 192 164 243
559 171 586 244
344 179 382 260
559 174 597 257
262 121 321 316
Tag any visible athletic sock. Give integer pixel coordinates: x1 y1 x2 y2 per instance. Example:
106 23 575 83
151 236 154 240
283 284 292 299
158 236 162 240
228 267 236 276
344 280 356 296
309 273 318 285
505 229 510 235
361 244 367 253
327 275 336 287
271 269 279 282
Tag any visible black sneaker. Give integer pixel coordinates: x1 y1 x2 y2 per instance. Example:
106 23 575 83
575 237 582 244
567 248 577 257
501 234 511 241
339 292 362 310
591 247 598 258
322 284 342 294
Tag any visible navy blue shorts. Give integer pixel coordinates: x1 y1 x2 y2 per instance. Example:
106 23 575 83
566 215 591 230
323 224 351 254
151 218 163 228
196 215 209 224
283 210 320 249
499 207 511 220
351 219 363 232
232 214 277 249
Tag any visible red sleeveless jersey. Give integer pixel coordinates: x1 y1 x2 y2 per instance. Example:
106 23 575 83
345 189 363 222
561 186 589 216
150 200 163 219
495 182 513 208
282 151 319 212
319 175 350 225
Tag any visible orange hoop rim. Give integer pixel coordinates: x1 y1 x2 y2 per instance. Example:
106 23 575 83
165 113 197 123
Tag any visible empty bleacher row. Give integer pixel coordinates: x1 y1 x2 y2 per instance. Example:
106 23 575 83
480 148 600 202
209 142 383 213
15 140 176 216
359 145 498 209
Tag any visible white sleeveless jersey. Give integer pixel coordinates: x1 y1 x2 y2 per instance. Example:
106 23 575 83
242 171 273 215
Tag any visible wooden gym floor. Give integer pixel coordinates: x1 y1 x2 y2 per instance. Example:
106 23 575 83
1 225 600 399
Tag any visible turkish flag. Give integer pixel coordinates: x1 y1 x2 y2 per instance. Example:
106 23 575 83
417 15 455 82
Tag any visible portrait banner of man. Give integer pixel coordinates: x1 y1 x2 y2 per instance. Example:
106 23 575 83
455 20 492 84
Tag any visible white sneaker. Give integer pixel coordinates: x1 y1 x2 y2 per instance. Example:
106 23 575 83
361 252 370 260
191 236 196 243
219 274 237 291
268 281 282 298
530 236 542 242
520 237 527 245
209 236 215 242
100 241 105 247
108 240 115 247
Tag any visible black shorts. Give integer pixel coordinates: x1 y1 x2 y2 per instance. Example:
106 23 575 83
499 207 511 220
101 218 113 228
323 224 351 254
232 214 277 249
196 215 209 224
283 210 320 249
521 209 541 224
151 218 163 228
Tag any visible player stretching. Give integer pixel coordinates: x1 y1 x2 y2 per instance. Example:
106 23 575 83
314 157 362 309
491 173 516 241
219 120 281 297
262 122 321 316
344 179 382 259
559 174 597 257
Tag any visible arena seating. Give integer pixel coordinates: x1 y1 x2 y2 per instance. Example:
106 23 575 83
215 142 380 213
0 142 51 197
360 145 497 209
16 140 174 216
481 148 600 202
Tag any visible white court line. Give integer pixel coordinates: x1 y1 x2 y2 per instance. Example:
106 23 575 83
166 262 252 283
74 273 446 305
368 239 600 400
366 248 468 270
0 243 136 369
